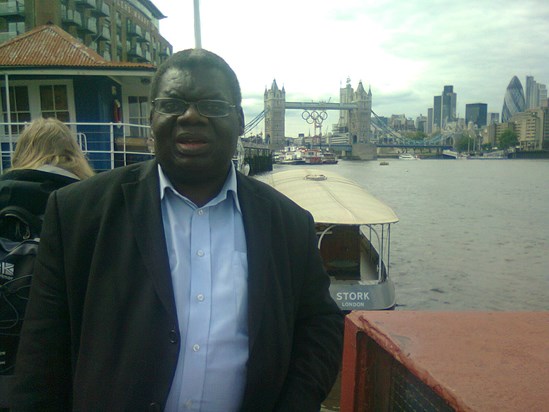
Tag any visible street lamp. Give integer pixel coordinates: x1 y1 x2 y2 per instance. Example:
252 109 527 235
194 0 202 48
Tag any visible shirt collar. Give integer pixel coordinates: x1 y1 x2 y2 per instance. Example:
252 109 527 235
158 163 241 213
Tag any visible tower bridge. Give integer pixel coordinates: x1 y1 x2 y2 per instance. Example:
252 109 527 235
263 78 372 148
284 102 358 110
249 79 456 155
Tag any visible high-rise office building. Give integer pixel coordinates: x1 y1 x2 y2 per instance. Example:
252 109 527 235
526 76 537 109
465 103 488 128
502 76 526 122
433 95 442 130
538 84 547 106
524 76 546 109
488 112 500 125
441 85 456 127
0 0 172 65
427 108 433 134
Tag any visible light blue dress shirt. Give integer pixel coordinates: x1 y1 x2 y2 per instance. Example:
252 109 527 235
159 164 249 412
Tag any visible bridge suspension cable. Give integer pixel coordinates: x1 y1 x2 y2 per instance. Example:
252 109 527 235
244 109 266 135
370 109 405 142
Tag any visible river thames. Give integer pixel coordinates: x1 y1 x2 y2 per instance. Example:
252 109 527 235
273 158 549 311
270 158 549 411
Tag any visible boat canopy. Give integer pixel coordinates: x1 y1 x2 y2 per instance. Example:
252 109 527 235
257 168 399 225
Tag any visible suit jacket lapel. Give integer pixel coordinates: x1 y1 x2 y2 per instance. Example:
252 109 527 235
121 161 176 318
237 174 272 352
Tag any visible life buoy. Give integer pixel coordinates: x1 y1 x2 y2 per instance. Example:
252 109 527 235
113 99 121 123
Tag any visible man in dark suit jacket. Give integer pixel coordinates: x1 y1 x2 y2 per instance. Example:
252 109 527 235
12 49 343 411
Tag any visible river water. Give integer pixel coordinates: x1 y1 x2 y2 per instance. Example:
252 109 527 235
271 158 549 410
273 158 549 311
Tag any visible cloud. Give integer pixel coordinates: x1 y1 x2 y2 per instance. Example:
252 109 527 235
154 0 549 135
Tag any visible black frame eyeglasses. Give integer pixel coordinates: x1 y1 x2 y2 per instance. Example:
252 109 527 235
152 97 236 118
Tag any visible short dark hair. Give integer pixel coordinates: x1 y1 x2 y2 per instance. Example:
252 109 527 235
149 49 242 106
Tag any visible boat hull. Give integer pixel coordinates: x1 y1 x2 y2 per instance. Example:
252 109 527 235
329 280 396 311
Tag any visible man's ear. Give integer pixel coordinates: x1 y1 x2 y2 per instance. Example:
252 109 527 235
238 106 245 136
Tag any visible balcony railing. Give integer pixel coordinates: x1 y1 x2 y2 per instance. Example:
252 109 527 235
127 44 144 58
75 0 96 8
61 6 83 26
97 24 111 40
0 31 18 43
1 121 153 173
0 0 25 18
91 1 109 17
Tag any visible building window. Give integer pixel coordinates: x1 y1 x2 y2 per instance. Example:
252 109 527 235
40 85 70 121
1 86 31 134
128 96 149 137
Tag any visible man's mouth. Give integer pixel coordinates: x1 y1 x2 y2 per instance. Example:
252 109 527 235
175 135 209 154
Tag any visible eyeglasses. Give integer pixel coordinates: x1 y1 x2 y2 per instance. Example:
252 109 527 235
152 97 236 118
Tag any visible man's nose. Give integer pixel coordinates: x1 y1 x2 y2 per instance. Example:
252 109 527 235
176 103 207 123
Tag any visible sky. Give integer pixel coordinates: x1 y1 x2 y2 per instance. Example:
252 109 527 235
151 0 549 137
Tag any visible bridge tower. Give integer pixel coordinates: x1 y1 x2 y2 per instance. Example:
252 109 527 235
349 81 372 143
339 78 353 130
264 79 286 148
338 79 372 143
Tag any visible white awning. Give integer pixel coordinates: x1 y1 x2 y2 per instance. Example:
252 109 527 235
256 168 399 225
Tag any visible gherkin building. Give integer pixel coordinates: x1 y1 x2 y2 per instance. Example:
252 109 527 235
501 76 526 122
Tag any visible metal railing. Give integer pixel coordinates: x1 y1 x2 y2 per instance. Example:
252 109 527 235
0 121 154 173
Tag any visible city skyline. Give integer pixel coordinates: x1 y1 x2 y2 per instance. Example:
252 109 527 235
152 0 549 137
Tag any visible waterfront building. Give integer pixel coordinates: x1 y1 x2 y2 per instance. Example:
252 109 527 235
542 106 549 150
486 122 516 147
501 76 526 122
0 24 159 170
0 0 171 65
465 103 487 128
510 109 544 151
415 114 427 133
389 114 407 131
0 0 175 171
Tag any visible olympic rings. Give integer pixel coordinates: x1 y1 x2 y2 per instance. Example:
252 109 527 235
301 110 328 124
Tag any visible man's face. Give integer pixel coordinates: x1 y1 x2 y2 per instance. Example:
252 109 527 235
151 66 244 187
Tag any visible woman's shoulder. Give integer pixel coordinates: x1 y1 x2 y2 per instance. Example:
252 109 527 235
0 169 78 215
0 169 78 186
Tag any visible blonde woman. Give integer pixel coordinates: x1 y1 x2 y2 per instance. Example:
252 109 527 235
9 117 94 180
0 117 94 223
0 118 94 405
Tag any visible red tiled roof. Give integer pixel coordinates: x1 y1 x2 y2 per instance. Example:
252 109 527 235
0 24 156 70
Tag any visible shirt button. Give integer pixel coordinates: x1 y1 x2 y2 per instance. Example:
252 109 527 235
197 209 204 216
192 344 200 352
169 329 178 344
185 400 193 409
197 249 204 257
197 294 205 302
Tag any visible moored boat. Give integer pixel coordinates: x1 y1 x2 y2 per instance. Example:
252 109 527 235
398 153 419 160
322 152 339 164
256 168 398 311
302 149 324 164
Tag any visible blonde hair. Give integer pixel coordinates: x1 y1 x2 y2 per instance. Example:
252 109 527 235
10 118 95 180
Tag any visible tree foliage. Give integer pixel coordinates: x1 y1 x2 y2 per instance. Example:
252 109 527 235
455 134 475 153
403 131 426 140
498 129 518 150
